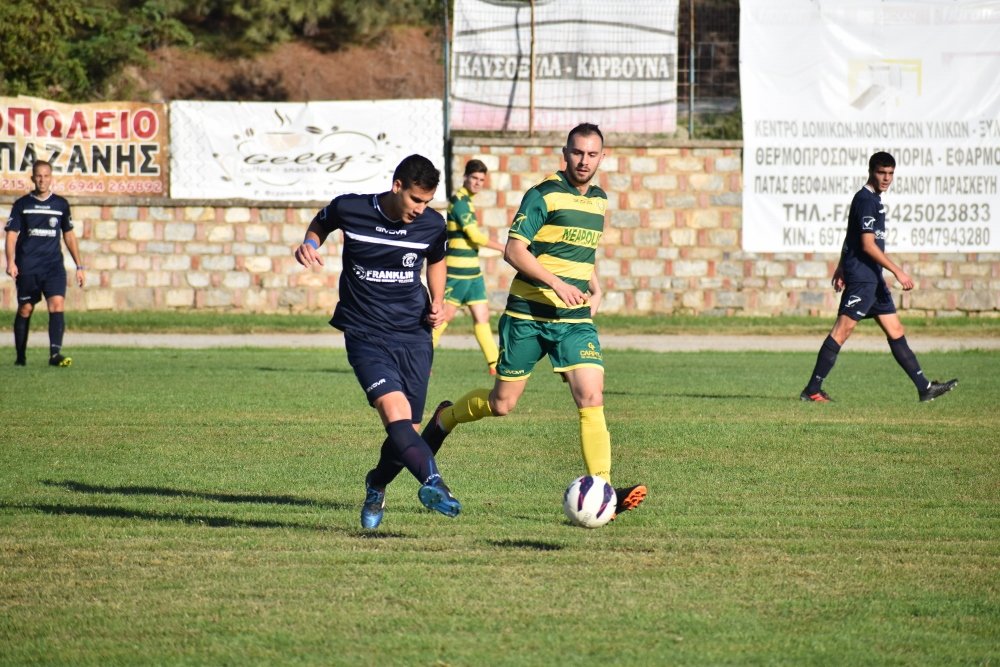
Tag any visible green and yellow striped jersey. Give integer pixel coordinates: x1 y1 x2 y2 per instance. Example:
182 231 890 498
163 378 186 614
445 186 492 279
505 171 607 323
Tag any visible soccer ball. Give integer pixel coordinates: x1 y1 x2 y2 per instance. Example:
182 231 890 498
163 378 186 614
562 475 617 528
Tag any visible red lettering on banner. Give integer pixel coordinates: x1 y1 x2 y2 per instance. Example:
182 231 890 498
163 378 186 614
66 111 90 139
7 108 31 136
132 109 157 140
94 111 114 139
36 109 63 137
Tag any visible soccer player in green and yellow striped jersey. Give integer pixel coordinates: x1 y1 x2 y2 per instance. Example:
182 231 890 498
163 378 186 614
422 124 647 521
432 160 505 374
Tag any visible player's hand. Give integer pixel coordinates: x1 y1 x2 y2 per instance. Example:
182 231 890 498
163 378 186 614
426 300 445 328
894 269 914 291
831 266 845 292
552 279 587 307
294 242 323 267
588 291 602 317
5 263 17 279
76 268 85 287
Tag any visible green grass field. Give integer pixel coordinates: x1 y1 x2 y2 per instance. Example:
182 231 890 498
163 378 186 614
1 345 997 666
24 309 1000 337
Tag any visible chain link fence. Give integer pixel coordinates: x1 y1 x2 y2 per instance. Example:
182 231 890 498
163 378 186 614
677 0 741 139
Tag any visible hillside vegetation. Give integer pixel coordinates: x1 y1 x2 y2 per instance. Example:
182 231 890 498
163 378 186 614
0 1 442 102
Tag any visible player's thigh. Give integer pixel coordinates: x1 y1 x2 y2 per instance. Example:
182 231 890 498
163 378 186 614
344 331 431 421
373 391 417 426
837 282 881 321
495 315 545 380
15 273 43 306
491 376 528 415
547 321 605 375
564 366 605 408
446 276 487 308
468 301 491 324
40 269 67 300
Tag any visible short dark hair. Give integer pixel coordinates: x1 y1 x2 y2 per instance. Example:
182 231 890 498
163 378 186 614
393 154 440 191
464 159 488 177
869 151 895 172
32 160 52 175
567 123 604 147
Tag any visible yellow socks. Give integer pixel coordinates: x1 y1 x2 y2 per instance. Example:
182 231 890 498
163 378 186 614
440 388 493 432
432 321 449 348
579 405 611 482
473 322 499 370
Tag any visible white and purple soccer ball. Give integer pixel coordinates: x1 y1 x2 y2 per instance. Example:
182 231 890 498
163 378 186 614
562 475 617 528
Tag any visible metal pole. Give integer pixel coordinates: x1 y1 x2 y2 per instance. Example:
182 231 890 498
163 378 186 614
688 0 695 138
529 0 536 136
443 0 451 143
442 0 454 198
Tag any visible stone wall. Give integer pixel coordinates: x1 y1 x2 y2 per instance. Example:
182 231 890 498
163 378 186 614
1 134 997 317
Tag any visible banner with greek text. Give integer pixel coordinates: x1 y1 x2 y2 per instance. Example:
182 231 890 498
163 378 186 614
741 1 1000 252
451 0 678 133
170 100 444 202
0 96 168 197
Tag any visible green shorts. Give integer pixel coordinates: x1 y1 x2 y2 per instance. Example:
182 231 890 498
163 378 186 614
495 314 604 380
444 275 488 306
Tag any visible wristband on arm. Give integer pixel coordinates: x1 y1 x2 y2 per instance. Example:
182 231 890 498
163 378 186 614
304 238 319 250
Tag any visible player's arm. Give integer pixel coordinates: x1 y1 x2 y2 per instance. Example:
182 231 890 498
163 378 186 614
4 229 17 278
831 258 845 292
587 268 602 317
425 257 447 328
460 209 505 253
63 229 85 287
860 234 913 290
295 205 336 268
504 238 588 307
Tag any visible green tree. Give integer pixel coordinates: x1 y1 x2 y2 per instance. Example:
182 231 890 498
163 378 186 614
170 0 441 55
0 0 191 101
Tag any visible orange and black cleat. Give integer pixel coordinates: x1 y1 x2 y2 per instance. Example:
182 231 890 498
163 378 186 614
611 484 647 520
800 389 832 402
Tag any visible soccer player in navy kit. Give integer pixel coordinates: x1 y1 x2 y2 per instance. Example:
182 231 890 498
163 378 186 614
801 152 957 403
294 154 461 529
5 161 85 367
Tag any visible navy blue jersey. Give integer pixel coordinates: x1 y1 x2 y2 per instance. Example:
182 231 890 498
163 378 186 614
840 186 885 284
5 193 73 275
314 193 447 341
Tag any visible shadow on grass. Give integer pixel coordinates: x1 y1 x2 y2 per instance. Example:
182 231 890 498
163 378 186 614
43 479 351 511
4 502 329 531
488 539 563 551
605 389 779 400
255 366 354 374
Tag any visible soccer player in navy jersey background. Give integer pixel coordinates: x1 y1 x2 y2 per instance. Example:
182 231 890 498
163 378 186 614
5 160 85 367
294 154 461 529
800 151 957 403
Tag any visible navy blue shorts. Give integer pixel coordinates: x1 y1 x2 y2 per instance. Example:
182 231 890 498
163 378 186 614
838 281 897 321
16 269 67 305
344 329 433 423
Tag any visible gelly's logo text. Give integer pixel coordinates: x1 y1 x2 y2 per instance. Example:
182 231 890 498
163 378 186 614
218 109 395 189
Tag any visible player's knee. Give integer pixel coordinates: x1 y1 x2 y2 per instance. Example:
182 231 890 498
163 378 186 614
489 394 517 417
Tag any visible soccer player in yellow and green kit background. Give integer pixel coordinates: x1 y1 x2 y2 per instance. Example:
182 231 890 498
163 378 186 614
423 124 647 520
433 159 506 374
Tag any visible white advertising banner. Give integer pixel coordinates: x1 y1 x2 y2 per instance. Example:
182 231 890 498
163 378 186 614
451 0 678 134
170 100 444 201
741 1 1000 252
